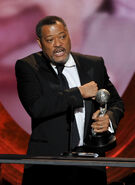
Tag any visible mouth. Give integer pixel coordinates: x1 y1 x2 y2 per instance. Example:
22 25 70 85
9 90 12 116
53 47 66 57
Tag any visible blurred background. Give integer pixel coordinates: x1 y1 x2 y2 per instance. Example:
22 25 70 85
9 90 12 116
0 0 135 184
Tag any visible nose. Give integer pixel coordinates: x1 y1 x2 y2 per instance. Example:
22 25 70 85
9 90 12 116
54 38 62 47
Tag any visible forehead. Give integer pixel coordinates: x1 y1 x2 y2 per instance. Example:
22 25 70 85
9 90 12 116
41 21 67 37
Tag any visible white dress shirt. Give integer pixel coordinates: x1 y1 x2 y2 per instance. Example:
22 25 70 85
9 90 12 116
51 54 114 146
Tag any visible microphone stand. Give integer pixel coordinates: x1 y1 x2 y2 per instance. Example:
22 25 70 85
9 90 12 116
61 106 99 158
62 106 74 156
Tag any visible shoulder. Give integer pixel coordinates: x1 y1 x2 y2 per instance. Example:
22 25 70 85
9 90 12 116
15 51 43 71
71 52 104 66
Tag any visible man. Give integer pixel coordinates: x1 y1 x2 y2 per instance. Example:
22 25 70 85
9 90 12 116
15 16 124 185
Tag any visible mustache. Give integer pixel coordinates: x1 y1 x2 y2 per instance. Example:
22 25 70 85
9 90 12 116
53 47 66 54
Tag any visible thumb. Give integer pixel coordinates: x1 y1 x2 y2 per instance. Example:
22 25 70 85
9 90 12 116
92 110 100 120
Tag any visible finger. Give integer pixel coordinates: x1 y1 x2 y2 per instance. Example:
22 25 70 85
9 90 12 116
91 124 104 133
98 114 110 122
92 119 109 128
91 120 109 131
92 110 100 119
94 128 106 133
92 124 108 133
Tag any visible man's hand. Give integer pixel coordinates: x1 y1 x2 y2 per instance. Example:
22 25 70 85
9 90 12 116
78 81 98 99
91 110 110 133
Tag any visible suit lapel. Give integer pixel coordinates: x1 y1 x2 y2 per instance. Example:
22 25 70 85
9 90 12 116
36 52 57 76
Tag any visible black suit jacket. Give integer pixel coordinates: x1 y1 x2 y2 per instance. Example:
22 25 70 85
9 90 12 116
15 51 124 156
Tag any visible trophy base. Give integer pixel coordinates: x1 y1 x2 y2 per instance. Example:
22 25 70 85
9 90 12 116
85 131 116 152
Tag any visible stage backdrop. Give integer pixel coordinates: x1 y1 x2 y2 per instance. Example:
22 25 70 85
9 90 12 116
0 0 134 133
0 0 135 184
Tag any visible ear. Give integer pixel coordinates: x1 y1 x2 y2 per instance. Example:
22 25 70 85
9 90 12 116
37 38 42 49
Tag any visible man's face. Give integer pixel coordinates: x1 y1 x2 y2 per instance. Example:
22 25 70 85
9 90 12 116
37 21 71 64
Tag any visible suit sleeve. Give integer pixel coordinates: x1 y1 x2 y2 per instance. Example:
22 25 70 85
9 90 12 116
100 57 124 131
15 60 83 119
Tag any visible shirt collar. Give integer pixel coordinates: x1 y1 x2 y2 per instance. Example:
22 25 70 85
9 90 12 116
64 54 76 67
51 53 76 68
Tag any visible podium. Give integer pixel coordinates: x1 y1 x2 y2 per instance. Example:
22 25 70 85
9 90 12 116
0 154 134 167
0 154 135 185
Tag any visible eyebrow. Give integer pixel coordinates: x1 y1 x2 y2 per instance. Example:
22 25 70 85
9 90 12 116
45 31 66 39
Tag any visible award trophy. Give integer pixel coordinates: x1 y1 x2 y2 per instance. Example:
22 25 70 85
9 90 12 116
87 89 116 152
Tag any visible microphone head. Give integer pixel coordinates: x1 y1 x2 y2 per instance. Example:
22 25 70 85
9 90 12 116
96 89 110 105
